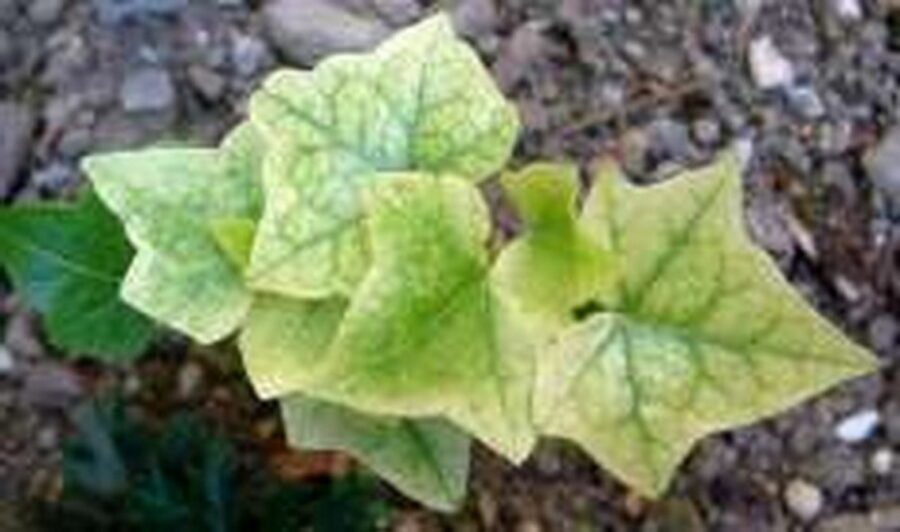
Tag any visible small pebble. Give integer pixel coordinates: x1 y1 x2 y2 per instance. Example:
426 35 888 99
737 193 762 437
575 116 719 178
372 0 421 26
749 36 794 89
691 118 721 147
94 0 187 25
230 33 269 77
832 0 863 20
188 65 226 101
784 478 824 521
177 362 204 399
516 521 542 532
36 426 58 451
58 127 92 158
817 514 874 532
23 365 83 408
871 448 893 475
32 162 77 192
835 409 880 443
0 345 13 375
733 137 755 170
120 67 176 113
786 86 826 120
867 126 900 202
0 29 13 63
28 0 65 25
122 373 141 397
869 314 898 353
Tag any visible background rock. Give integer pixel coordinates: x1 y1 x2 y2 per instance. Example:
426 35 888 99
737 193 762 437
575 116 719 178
0 103 33 199
120 67 176 113
263 0 391 66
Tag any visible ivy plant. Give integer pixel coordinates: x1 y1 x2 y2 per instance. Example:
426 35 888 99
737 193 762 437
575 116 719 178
0 12 872 510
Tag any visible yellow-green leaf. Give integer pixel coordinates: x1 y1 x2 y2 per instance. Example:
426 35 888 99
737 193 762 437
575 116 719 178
243 293 471 511
320 175 535 462
247 14 519 298
493 163 614 328
83 124 263 343
281 395 470 512
534 155 878 497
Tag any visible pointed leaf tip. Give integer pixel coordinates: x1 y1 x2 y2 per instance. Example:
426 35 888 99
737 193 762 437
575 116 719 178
536 155 878 497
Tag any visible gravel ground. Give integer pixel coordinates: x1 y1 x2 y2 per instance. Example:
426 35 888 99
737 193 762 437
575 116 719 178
1 0 899 530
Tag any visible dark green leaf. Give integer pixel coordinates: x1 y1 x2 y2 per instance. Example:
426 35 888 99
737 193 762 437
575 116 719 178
0 191 154 361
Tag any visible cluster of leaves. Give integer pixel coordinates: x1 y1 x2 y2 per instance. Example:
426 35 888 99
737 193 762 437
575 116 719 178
0 14 877 510
37 398 389 532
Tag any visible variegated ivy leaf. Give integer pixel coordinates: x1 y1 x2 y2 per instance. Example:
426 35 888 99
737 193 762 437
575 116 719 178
83 124 263 343
281 395 470 512
247 13 519 298
244 174 536 463
532 155 877 497
493 163 614 328
242 294 472 511
320 174 535 462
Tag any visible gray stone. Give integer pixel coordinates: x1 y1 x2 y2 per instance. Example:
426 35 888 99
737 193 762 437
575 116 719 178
787 86 826 120
784 479 823 521
0 0 16 23
493 22 548 89
36 426 58 451
869 314 898 354
0 29 13 65
120 67 176 113
0 103 34 199
372 0 421 26
23 365 83 409
816 514 875 532
93 0 187 25
453 0 499 38
867 126 900 202
264 0 390 66
818 121 853 156
58 126 93 158
230 33 269 77
0 345 13 376
804 444 867 493
872 506 900 529
691 118 721 147
188 65 227 101
4 312 45 359
32 162 77 192
28 0 65 25
647 118 697 165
